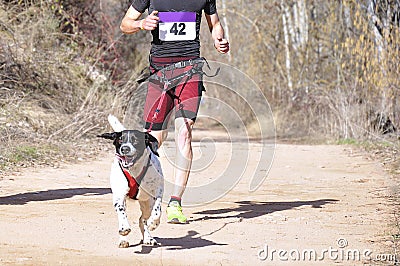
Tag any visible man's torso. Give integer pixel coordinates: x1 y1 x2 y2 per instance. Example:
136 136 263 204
132 0 216 58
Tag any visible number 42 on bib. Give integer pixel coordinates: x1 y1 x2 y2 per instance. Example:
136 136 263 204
158 12 196 41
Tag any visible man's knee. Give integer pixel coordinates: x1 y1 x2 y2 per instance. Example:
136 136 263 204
175 118 194 146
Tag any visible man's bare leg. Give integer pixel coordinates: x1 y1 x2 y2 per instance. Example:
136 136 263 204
166 117 194 223
173 117 194 197
147 122 193 197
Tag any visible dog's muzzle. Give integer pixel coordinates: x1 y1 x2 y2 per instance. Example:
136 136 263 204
119 143 137 168
120 143 136 157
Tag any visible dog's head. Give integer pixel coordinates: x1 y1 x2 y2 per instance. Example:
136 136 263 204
98 130 159 166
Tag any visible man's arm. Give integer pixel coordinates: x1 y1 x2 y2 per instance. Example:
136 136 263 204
205 13 230 54
120 6 159 34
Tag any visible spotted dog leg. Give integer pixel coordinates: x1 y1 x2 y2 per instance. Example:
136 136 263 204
113 197 131 248
142 170 163 231
110 160 131 248
147 196 162 231
113 197 131 236
138 199 158 246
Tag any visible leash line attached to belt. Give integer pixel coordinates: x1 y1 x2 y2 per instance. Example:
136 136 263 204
146 71 170 133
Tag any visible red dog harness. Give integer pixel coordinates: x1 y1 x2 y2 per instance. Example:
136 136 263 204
117 154 151 199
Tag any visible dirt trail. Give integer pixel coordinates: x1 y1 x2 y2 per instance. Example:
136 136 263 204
0 136 396 265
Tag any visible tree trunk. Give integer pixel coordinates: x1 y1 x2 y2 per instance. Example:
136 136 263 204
281 0 293 93
220 0 231 62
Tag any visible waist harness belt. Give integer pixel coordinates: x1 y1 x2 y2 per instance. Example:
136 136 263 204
137 57 219 132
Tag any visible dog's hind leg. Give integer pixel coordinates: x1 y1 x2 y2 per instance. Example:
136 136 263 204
110 160 131 248
138 198 158 246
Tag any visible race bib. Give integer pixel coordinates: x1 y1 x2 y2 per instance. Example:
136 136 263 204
158 12 196 41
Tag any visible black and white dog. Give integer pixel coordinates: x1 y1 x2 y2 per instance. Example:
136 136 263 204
98 115 164 247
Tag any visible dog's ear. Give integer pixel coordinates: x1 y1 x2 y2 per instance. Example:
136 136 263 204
145 133 160 157
97 132 119 140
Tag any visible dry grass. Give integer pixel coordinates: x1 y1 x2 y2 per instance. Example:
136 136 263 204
0 0 141 174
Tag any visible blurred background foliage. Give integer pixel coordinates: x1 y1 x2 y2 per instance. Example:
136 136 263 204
0 0 399 173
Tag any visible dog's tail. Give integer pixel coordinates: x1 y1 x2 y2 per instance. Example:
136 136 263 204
108 114 126 132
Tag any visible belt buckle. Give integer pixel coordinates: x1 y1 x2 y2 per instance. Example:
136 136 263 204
175 62 183 68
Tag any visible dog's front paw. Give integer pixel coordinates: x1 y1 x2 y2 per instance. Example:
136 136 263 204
143 236 159 246
147 211 161 231
119 228 131 236
118 240 130 248
147 219 160 231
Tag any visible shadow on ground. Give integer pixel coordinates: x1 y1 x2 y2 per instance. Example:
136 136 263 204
191 199 338 221
134 230 227 254
0 188 111 205
134 199 338 254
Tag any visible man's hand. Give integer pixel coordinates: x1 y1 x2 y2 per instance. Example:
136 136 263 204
141 10 159 31
214 37 230 54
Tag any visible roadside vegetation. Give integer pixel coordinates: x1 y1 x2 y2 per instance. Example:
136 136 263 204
0 0 144 173
0 0 399 175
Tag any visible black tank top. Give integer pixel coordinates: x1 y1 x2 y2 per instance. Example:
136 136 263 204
131 0 216 57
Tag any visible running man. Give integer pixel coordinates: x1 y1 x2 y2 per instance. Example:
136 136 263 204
120 0 229 224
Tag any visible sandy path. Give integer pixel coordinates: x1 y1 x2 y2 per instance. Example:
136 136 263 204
0 138 395 265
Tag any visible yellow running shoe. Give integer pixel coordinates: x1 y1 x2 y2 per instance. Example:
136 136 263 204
166 201 187 224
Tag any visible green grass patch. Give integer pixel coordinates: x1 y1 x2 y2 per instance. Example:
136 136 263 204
10 146 40 163
336 138 359 145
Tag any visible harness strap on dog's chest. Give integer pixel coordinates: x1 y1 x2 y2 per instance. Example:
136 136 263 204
119 164 139 199
118 155 152 199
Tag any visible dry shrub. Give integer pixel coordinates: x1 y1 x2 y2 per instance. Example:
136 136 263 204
0 0 143 173
221 0 400 141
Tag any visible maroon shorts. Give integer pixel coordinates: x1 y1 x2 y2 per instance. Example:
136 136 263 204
143 56 203 131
